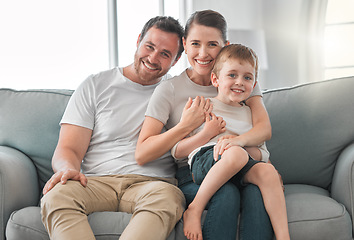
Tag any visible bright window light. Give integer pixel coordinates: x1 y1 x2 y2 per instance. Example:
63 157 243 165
324 0 354 80
0 0 108 90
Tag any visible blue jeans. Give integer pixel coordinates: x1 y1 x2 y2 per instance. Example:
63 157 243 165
176 166 273 240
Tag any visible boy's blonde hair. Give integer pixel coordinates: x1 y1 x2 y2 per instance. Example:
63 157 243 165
212 44 259 81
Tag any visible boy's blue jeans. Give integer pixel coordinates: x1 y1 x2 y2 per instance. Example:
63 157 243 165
176 166 273 240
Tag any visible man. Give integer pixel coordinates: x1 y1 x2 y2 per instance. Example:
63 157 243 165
41 16 185 240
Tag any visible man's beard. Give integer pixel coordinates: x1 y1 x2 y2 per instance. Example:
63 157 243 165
133 54 164 83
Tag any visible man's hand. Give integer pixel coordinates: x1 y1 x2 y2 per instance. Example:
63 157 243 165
42 169 87 195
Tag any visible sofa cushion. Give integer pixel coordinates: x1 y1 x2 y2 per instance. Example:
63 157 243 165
285 184 352 240
263 77 354 189
0 89 73 190
6 206 176 240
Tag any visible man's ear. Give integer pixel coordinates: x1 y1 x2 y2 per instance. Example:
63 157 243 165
211 72 219 87
136 34 142 47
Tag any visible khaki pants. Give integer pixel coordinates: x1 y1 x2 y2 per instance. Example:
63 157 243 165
41 174 185 240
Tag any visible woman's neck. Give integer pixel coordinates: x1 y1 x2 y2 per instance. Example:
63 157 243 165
186 68 212 86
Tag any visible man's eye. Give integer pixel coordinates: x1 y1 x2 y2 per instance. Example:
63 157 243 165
161 52 170 58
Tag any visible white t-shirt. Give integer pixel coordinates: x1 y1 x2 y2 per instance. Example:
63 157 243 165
186 98 270 166
61 67 176 178
146 69 263 167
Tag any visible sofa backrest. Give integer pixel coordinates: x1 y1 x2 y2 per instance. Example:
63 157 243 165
0 89 73 191
1 77 354 192
263 77 354 189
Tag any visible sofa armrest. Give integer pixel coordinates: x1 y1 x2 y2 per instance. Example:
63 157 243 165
331 143 354 226
0 146 39 239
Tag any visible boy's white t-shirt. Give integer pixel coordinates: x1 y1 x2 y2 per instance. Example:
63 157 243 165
185 98 270 166
61 67 176 178
146 69 263 167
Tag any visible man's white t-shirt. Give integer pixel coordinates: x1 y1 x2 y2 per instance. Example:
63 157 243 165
61 67 176 178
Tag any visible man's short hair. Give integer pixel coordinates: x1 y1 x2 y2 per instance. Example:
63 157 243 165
139 16 185 60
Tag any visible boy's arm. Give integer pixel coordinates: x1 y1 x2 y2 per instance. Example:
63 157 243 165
174 113 226 159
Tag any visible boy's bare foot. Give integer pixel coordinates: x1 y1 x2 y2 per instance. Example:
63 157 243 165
183 207 203 240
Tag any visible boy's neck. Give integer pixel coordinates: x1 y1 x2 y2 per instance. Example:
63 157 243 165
213 96 243 107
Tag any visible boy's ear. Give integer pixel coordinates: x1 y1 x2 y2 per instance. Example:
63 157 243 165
211 72 219 87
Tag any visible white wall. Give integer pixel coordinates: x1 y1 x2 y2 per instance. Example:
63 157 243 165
192 0 305 90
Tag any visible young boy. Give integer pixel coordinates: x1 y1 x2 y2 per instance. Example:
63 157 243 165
173 44 290 240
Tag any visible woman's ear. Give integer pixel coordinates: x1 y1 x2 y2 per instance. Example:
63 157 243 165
211 72 219 87
183 37 187 53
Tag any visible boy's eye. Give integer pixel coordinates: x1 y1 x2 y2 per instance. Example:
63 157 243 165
245 76 253 81
229 74 236 78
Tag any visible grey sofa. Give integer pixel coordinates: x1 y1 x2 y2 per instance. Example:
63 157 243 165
1 77 354 240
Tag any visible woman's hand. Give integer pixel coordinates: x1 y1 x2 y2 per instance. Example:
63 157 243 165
179 96 212 131
213 135 245 161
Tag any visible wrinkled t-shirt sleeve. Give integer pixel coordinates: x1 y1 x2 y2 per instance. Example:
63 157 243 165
249 81 263 98
60 75 95 130
145 81 174 125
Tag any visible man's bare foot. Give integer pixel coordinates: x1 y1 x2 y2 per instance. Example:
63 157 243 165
183 206 203 240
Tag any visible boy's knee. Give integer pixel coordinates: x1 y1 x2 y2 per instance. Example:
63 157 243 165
254 163 279 183
223 146 248 166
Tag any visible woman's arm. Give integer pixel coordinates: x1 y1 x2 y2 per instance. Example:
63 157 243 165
135 96 210 165
229 96 271 146
243 95 272 143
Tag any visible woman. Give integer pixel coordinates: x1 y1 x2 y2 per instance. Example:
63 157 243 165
136 10 273 240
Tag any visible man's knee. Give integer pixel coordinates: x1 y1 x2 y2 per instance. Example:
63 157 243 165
41 181 86 219
136 181 186 220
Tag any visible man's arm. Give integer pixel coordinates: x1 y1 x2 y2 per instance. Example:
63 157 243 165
42 124 92 195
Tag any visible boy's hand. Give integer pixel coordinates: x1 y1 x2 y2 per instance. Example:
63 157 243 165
201 112 226 140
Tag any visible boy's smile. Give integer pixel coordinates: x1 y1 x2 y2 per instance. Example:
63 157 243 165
212 58 255 107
